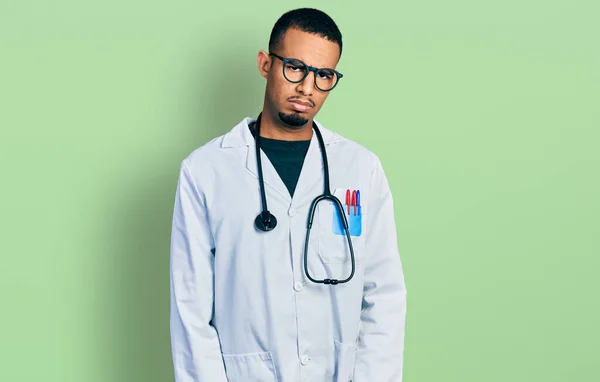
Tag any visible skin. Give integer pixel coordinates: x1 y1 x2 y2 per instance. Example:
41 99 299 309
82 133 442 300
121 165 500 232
256 27 341 141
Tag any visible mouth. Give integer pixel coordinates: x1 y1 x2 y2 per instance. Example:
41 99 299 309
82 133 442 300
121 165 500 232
289 99 313 112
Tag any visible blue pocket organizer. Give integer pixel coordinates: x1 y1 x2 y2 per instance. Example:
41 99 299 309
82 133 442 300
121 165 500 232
332 205 362 236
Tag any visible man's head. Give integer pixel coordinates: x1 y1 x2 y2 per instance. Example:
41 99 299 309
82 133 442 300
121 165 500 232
257 8 343 129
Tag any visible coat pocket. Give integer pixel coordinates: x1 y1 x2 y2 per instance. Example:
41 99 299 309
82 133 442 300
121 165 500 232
317 188 366 264
334 339 358 382
222 351 278 382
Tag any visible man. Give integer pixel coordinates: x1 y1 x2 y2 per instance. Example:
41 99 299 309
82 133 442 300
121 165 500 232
169 8 407 382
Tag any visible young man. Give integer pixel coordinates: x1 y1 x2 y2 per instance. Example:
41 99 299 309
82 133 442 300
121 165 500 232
169 8 407 382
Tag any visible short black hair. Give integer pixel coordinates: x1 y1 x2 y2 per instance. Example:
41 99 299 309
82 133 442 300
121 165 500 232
268 8 343 58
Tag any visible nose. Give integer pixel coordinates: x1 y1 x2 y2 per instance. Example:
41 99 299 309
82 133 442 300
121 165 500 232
297 70 315 95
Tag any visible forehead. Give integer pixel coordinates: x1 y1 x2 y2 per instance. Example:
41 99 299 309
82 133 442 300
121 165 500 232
278 28 340 68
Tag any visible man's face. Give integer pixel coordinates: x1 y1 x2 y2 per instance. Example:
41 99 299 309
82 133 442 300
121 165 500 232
258 28 341 129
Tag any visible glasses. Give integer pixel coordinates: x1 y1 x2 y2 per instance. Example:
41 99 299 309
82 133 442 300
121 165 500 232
269 53 343 92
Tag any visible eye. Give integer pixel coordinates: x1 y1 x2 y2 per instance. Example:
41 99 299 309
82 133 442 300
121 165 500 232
285 59 305 70
318 70 335 79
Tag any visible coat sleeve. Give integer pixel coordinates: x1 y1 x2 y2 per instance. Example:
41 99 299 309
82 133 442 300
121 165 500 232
169 159 228 382
353 156 408 382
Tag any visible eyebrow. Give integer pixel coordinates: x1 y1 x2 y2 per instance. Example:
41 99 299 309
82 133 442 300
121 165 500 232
280 55 335 69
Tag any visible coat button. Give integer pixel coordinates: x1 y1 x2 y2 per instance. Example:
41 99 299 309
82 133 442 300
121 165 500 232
288 208 297 217
294 283 303 292
300 355 310 365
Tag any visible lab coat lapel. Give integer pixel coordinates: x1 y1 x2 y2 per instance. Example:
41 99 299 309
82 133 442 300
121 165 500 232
232 117 337 206
245 133 292 204
292 127 325 206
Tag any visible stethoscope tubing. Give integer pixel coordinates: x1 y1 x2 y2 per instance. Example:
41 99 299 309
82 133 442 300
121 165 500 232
253 113 356 285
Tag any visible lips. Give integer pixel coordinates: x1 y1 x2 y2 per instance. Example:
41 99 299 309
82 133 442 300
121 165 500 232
289 99 313 112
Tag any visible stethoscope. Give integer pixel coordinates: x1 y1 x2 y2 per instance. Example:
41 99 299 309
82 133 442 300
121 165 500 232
252 113 355 285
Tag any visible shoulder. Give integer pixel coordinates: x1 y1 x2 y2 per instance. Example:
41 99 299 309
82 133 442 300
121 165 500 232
317 121 383 174
180 135 225 173
179 117 252 174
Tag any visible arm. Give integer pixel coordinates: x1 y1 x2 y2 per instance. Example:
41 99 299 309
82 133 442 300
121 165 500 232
353 157 408 382
169 159 228 382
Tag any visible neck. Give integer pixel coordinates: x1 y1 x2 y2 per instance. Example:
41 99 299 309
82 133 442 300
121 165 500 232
258 108 313 141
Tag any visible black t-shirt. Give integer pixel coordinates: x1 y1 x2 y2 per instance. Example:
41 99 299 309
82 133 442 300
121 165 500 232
249 121 311 198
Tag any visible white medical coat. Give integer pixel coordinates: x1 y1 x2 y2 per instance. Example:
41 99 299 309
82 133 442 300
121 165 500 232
169 117 407 382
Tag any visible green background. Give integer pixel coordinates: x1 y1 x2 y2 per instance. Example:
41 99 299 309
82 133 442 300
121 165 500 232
1 0 598 381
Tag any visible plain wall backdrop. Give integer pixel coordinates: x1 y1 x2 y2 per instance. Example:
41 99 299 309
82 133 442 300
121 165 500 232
1 0 598 381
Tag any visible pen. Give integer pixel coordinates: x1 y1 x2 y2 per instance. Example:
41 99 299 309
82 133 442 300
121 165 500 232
345 189 351 215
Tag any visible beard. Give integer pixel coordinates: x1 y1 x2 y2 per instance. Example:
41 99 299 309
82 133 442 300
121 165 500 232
278 112 309 128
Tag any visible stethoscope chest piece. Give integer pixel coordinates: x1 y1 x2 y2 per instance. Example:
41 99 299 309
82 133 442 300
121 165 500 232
255 210 277 232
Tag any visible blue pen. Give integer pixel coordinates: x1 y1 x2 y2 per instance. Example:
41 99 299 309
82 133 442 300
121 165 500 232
356 190 361 215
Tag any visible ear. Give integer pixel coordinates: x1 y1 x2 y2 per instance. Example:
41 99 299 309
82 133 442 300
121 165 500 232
257 50 272 79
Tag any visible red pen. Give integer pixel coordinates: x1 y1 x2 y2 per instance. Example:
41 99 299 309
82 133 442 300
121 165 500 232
351 190 356 216
345 189 351 215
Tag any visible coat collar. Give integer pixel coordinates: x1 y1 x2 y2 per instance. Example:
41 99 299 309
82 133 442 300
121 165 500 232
221 117 340 205
221 117 340 148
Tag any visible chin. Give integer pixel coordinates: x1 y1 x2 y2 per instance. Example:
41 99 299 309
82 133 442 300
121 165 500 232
278 111 309 128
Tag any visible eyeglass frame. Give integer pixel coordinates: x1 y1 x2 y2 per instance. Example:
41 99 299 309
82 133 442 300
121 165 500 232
269 52 343 92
